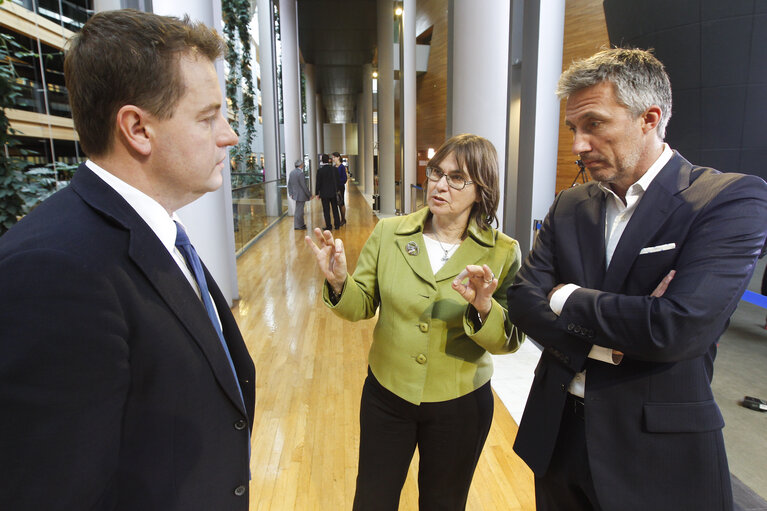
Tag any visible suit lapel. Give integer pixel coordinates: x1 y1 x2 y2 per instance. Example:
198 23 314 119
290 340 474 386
434 222 496 282
574 185 608 288
70 165 247 415
602 153 689 292
394 208 437 288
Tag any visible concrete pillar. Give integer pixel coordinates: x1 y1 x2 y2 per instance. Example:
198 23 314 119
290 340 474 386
304 64 318 190
356 92 365 190
513 0 565 254
151 0 239 304
315 92 324 161
401 0 416 213
257 0 281 217
363 63 374 196
279 0 302 217
377 0 395 215
448 0 511 229
93 0 121 10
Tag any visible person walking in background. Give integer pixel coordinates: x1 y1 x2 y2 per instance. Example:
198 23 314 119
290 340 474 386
0 10 255 510
306 134 525 510
316 153 340 230
288 158 311 230
508 48 767 511
332 151 348 226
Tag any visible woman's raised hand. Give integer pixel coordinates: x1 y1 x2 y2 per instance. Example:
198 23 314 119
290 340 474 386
452 264 498 321
304 228 347 293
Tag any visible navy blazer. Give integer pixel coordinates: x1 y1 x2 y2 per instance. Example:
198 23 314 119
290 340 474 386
0 164 255 510
508 152 767 511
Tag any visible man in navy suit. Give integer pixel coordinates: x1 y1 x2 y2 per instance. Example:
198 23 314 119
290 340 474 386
508 48 767 510
0 10 255 510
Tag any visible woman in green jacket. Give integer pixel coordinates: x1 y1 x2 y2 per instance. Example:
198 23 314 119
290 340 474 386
305 133 525 510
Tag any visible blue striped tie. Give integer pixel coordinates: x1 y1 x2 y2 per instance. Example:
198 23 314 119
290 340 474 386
174 222 244 406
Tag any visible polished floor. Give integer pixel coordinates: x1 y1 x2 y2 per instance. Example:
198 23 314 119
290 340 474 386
235 187 534 510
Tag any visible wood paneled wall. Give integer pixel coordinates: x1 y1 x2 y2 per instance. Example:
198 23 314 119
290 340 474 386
415 0 448 178
555 0 610 192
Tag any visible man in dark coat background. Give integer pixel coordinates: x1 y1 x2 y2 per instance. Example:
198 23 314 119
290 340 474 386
315 153 340 231
0 10 255 510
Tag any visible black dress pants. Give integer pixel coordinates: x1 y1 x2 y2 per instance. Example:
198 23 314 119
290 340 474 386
353 370 493 511
534 394 603 511
321 196 340 229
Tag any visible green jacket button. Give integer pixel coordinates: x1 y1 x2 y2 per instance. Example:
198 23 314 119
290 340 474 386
416 354 427 364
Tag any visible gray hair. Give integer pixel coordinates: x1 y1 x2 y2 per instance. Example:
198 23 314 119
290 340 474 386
294 159 303 167
557 48 673 139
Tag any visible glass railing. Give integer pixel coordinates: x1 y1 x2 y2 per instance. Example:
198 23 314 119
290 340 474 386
232 176 288 253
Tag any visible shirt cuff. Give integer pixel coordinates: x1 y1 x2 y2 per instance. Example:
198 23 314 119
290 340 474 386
549 283 580 316
588 345 623 365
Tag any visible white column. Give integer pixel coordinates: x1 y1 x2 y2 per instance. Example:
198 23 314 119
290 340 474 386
279 0 302 217
304 64 318 189
377 0 395 215
93 0 121 11
449 0 511 229
363 63 374 196
356 92 366 192
513 0 565 254
152 0 239 304
257 0 281 217
315 92 324 158
402 0 416 213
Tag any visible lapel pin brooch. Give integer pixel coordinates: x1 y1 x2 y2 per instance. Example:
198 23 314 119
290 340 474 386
406 241 419 256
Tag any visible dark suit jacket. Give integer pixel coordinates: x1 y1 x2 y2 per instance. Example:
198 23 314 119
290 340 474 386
315 163 339 199
508 152 767 511
0 165 256 510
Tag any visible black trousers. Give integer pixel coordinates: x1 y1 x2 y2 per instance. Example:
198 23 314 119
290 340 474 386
321 196 340 229
353 370 493 511
534 394 603 511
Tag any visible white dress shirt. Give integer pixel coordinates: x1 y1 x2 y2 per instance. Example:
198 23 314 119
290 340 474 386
549 144 674 396
86 160 222 322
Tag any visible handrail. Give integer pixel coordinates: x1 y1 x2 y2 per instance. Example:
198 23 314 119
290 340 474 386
231 176 287 193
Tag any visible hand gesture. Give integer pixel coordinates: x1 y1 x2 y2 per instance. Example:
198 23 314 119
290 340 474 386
651 269 676 297
304 228 347 292
452 264 498 320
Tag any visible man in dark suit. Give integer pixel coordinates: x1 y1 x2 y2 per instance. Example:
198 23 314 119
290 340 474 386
0 10 255 510
508 48 767 511
315 153 340 230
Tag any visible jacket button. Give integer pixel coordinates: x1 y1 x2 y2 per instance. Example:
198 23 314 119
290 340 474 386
419 322 429 332
234 419 247 431
560 384 566 392
234 485 247 496
567 323 575 331
415 354 427 364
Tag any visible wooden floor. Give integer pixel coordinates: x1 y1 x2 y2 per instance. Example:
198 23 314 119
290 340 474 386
234 184 535 510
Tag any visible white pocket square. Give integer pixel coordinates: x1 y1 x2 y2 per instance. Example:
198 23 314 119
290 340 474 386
639 243 676 255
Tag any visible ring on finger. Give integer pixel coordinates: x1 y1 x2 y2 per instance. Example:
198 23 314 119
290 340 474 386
483 272 495 284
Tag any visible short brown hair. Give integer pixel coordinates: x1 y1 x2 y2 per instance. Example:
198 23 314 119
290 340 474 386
557 48 672 139
428 133 500 230
64 9 226 156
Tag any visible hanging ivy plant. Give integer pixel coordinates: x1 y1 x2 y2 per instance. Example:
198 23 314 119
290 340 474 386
222 0 257 171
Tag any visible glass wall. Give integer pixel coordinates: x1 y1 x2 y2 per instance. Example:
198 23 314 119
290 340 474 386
229 0 287 253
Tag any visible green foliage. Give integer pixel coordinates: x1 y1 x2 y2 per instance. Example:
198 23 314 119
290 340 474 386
222 0 258 172
0 33 52 235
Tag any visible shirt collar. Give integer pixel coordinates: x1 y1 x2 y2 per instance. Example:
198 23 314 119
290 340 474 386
85 160 182 252
598 143 674 198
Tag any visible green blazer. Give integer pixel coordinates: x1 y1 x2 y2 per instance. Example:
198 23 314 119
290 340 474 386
324 207 525 404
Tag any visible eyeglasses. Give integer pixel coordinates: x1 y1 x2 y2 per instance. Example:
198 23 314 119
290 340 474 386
425 166 474 190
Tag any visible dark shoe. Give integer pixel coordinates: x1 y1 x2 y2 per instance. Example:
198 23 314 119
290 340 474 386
339 220 347 226
322 226 333 231
294 225 307 230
